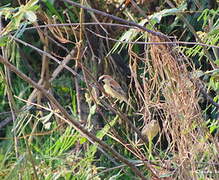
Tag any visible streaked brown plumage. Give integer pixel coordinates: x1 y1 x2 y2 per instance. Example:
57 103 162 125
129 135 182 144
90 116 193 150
98 75 133 108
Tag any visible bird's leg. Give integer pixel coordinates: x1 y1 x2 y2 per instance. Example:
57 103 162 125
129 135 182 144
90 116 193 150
148 137 153 159
147 137 157 160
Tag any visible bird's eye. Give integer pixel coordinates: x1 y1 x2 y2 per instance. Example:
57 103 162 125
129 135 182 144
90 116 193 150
98 78 104 84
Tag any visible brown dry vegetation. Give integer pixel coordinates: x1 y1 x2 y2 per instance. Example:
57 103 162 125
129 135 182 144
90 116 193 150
0 0 219 179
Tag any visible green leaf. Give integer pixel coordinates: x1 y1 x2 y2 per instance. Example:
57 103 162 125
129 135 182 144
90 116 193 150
209 124 218 133
150 4 187 23
0 36 9 47
80 137 88 144
42 0 63 22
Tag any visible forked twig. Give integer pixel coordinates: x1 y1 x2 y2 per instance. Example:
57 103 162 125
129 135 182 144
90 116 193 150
0 55 147 180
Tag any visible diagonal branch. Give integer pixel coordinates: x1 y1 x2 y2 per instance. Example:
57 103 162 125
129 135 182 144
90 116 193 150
61 0 171 40
0 55 147 180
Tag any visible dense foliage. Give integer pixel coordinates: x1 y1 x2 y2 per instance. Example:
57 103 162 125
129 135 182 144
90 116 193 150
0 0 219 179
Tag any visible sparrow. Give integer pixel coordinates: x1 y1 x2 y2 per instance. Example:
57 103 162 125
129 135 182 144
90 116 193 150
98 75 133 108
141 120 160 157
141 120 160 141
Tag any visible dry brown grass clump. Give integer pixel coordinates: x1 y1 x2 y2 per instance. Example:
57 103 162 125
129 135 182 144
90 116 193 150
128 34 218 179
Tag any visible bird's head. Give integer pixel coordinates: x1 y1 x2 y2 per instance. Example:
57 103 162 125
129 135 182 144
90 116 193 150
98 75 112 84
151 120 159 126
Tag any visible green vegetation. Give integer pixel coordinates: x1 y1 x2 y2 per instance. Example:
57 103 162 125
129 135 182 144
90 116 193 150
0 0 219 179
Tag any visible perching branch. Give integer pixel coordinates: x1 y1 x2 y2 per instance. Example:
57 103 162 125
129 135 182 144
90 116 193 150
0 55 147 180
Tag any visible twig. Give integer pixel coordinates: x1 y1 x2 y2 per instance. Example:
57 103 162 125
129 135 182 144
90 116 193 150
61 0 170 40
0 55 147 180
25 137 39 180
0 117 13 130
166 0 217 68
199 86 219 109
86 27 219 49
11 36 81 79
22 23 219 49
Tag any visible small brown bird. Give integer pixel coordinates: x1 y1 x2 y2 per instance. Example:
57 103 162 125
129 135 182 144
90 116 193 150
98 75 133 108
141 120 160 158
141 120 160 141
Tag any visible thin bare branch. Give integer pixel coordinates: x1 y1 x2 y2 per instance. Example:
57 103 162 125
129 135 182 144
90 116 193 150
0 55 147 180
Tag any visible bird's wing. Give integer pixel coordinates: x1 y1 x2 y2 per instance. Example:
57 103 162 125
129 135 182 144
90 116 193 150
109 79 126 97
